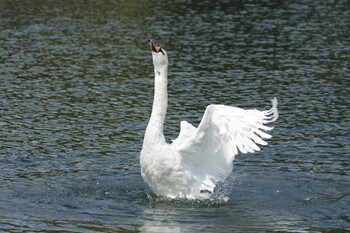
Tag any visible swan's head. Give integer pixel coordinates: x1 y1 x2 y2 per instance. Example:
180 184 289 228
148 38 168 70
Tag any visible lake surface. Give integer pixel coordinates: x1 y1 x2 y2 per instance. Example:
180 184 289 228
1 0 349 232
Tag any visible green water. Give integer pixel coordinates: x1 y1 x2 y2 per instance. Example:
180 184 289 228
1 0 349 232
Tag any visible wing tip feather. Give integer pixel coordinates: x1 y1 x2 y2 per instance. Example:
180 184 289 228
269 97 279 122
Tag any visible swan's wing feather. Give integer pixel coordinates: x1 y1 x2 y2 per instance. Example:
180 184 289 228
172 121 196 146
173 98 278 193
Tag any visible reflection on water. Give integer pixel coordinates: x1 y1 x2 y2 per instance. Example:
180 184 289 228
1 0 349 232
140 193 305 233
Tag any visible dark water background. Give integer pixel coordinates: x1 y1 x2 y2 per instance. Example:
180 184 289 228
1 0 349 232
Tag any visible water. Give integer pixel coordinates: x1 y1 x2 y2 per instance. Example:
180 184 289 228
1 0 349 232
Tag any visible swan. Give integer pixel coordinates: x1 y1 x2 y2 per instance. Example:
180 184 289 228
140 38 278 199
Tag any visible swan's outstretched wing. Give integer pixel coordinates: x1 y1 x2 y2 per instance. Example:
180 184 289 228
172 98 278 194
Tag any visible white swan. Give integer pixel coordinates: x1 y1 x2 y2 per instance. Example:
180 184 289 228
140 39 278 199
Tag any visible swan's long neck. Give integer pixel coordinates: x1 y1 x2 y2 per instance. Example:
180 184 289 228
144 66 168 145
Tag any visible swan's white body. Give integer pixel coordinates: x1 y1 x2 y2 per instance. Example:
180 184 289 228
140 39 278 199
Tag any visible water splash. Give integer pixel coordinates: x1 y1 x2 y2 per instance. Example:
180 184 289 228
145 172 244 206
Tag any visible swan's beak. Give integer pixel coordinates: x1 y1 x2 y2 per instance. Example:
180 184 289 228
148 38 164 54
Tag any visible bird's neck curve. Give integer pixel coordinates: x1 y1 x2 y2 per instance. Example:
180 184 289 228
144 66 168 145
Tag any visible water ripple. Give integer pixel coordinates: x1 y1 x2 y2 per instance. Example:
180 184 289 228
1 0 349 232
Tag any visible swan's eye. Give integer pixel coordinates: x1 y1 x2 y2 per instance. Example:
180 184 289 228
155 46 164 55
150 41 165 55
159 48 165 55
